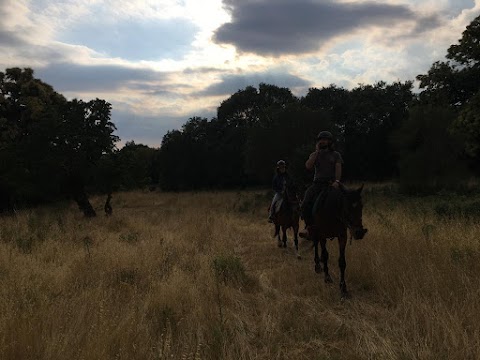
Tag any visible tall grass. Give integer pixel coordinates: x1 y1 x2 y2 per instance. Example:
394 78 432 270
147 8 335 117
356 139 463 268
0 188 479 359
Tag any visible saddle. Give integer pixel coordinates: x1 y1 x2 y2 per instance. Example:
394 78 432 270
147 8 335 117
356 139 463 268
312 187 346 219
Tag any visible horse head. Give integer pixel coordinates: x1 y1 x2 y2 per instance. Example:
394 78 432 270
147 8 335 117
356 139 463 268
345 184 368 240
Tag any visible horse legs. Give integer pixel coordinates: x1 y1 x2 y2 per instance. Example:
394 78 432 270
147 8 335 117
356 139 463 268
275 224 282 248
293 225 300 259
313 232 322 273
320 238 333 283
282 227 287 248
338 236 349 299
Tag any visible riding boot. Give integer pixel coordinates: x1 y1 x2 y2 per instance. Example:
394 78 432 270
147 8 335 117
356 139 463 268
268 206 275 223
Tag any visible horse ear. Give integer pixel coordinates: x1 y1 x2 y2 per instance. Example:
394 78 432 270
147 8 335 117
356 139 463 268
357 184 364 193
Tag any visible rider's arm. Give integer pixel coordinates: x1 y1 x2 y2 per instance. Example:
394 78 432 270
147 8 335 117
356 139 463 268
305 151 318 170
335 162 342 182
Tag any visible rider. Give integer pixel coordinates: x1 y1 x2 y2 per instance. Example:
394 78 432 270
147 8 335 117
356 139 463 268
299 131 343 238
268 160 290 223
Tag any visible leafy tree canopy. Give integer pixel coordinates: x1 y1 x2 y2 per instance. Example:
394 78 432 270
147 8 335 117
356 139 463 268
0 67 119 214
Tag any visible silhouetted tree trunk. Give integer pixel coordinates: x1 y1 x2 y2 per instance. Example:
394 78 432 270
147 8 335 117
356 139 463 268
104 192 112 216
68 175 96 217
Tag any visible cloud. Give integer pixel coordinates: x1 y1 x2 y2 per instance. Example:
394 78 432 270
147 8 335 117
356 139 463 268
198 70 311 96
214 0 441 55
128 82 193 97
2 0 478 146
0 30 24 47
35 63 170 93
59 18 199 61
182 67 224 74
446 0 476 16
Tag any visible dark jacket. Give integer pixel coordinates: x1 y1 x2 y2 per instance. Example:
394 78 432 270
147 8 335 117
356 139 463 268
272 173 290 193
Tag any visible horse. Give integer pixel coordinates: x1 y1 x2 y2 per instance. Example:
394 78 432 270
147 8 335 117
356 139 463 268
309 184 367 299
271 182 301 258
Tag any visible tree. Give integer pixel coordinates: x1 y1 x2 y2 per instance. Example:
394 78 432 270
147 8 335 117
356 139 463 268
217 86 259 127
452 90 480 160
158 129 185 190
416 15 480 174
447 15 480 68
244 104 332 187
158 116 248 190
392 105 467 193
302 81 413 180
0 67 66 212
417 15 480 107
0 67 119 215
98 141 156 190
217 83 298 128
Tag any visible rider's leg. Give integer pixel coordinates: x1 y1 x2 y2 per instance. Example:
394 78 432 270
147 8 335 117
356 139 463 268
299 184 317 236
268 192 282 222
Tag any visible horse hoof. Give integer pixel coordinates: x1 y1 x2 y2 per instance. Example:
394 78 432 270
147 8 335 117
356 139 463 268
341 291 350 301
315 264 322 273
296 253 301 260
277 241 282 248
283 243 287 248
325 275 333 284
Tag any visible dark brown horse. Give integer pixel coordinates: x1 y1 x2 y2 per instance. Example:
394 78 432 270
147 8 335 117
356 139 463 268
310 185 367 299
271 183 301 258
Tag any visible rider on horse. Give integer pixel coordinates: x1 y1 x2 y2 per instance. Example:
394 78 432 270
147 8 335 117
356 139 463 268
268 160 291 223
299 131 343 238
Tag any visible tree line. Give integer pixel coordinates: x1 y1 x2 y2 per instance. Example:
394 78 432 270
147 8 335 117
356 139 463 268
1 15 479 215
157 15 480 193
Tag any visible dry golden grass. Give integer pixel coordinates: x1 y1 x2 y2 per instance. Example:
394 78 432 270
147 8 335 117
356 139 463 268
0 187 479 359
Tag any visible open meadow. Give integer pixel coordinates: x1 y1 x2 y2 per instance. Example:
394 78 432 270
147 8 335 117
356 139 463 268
1 186 480 360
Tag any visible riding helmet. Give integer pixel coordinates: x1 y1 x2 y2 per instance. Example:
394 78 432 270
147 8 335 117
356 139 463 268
276 160 286 167
316 131 333 141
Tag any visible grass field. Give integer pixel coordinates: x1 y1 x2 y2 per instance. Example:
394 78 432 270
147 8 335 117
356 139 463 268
1 186 479 359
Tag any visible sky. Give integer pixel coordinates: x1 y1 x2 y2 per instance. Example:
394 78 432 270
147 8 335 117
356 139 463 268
1 0 479 147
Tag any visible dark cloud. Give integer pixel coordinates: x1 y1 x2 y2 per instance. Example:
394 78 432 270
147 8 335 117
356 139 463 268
18 45 70 64
182 67 224 74
0 1 31 48
198 71 310 96
214 0 441 55
128 82 192 97
35 63 169 93
412 14 442 34
0 30 26 47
